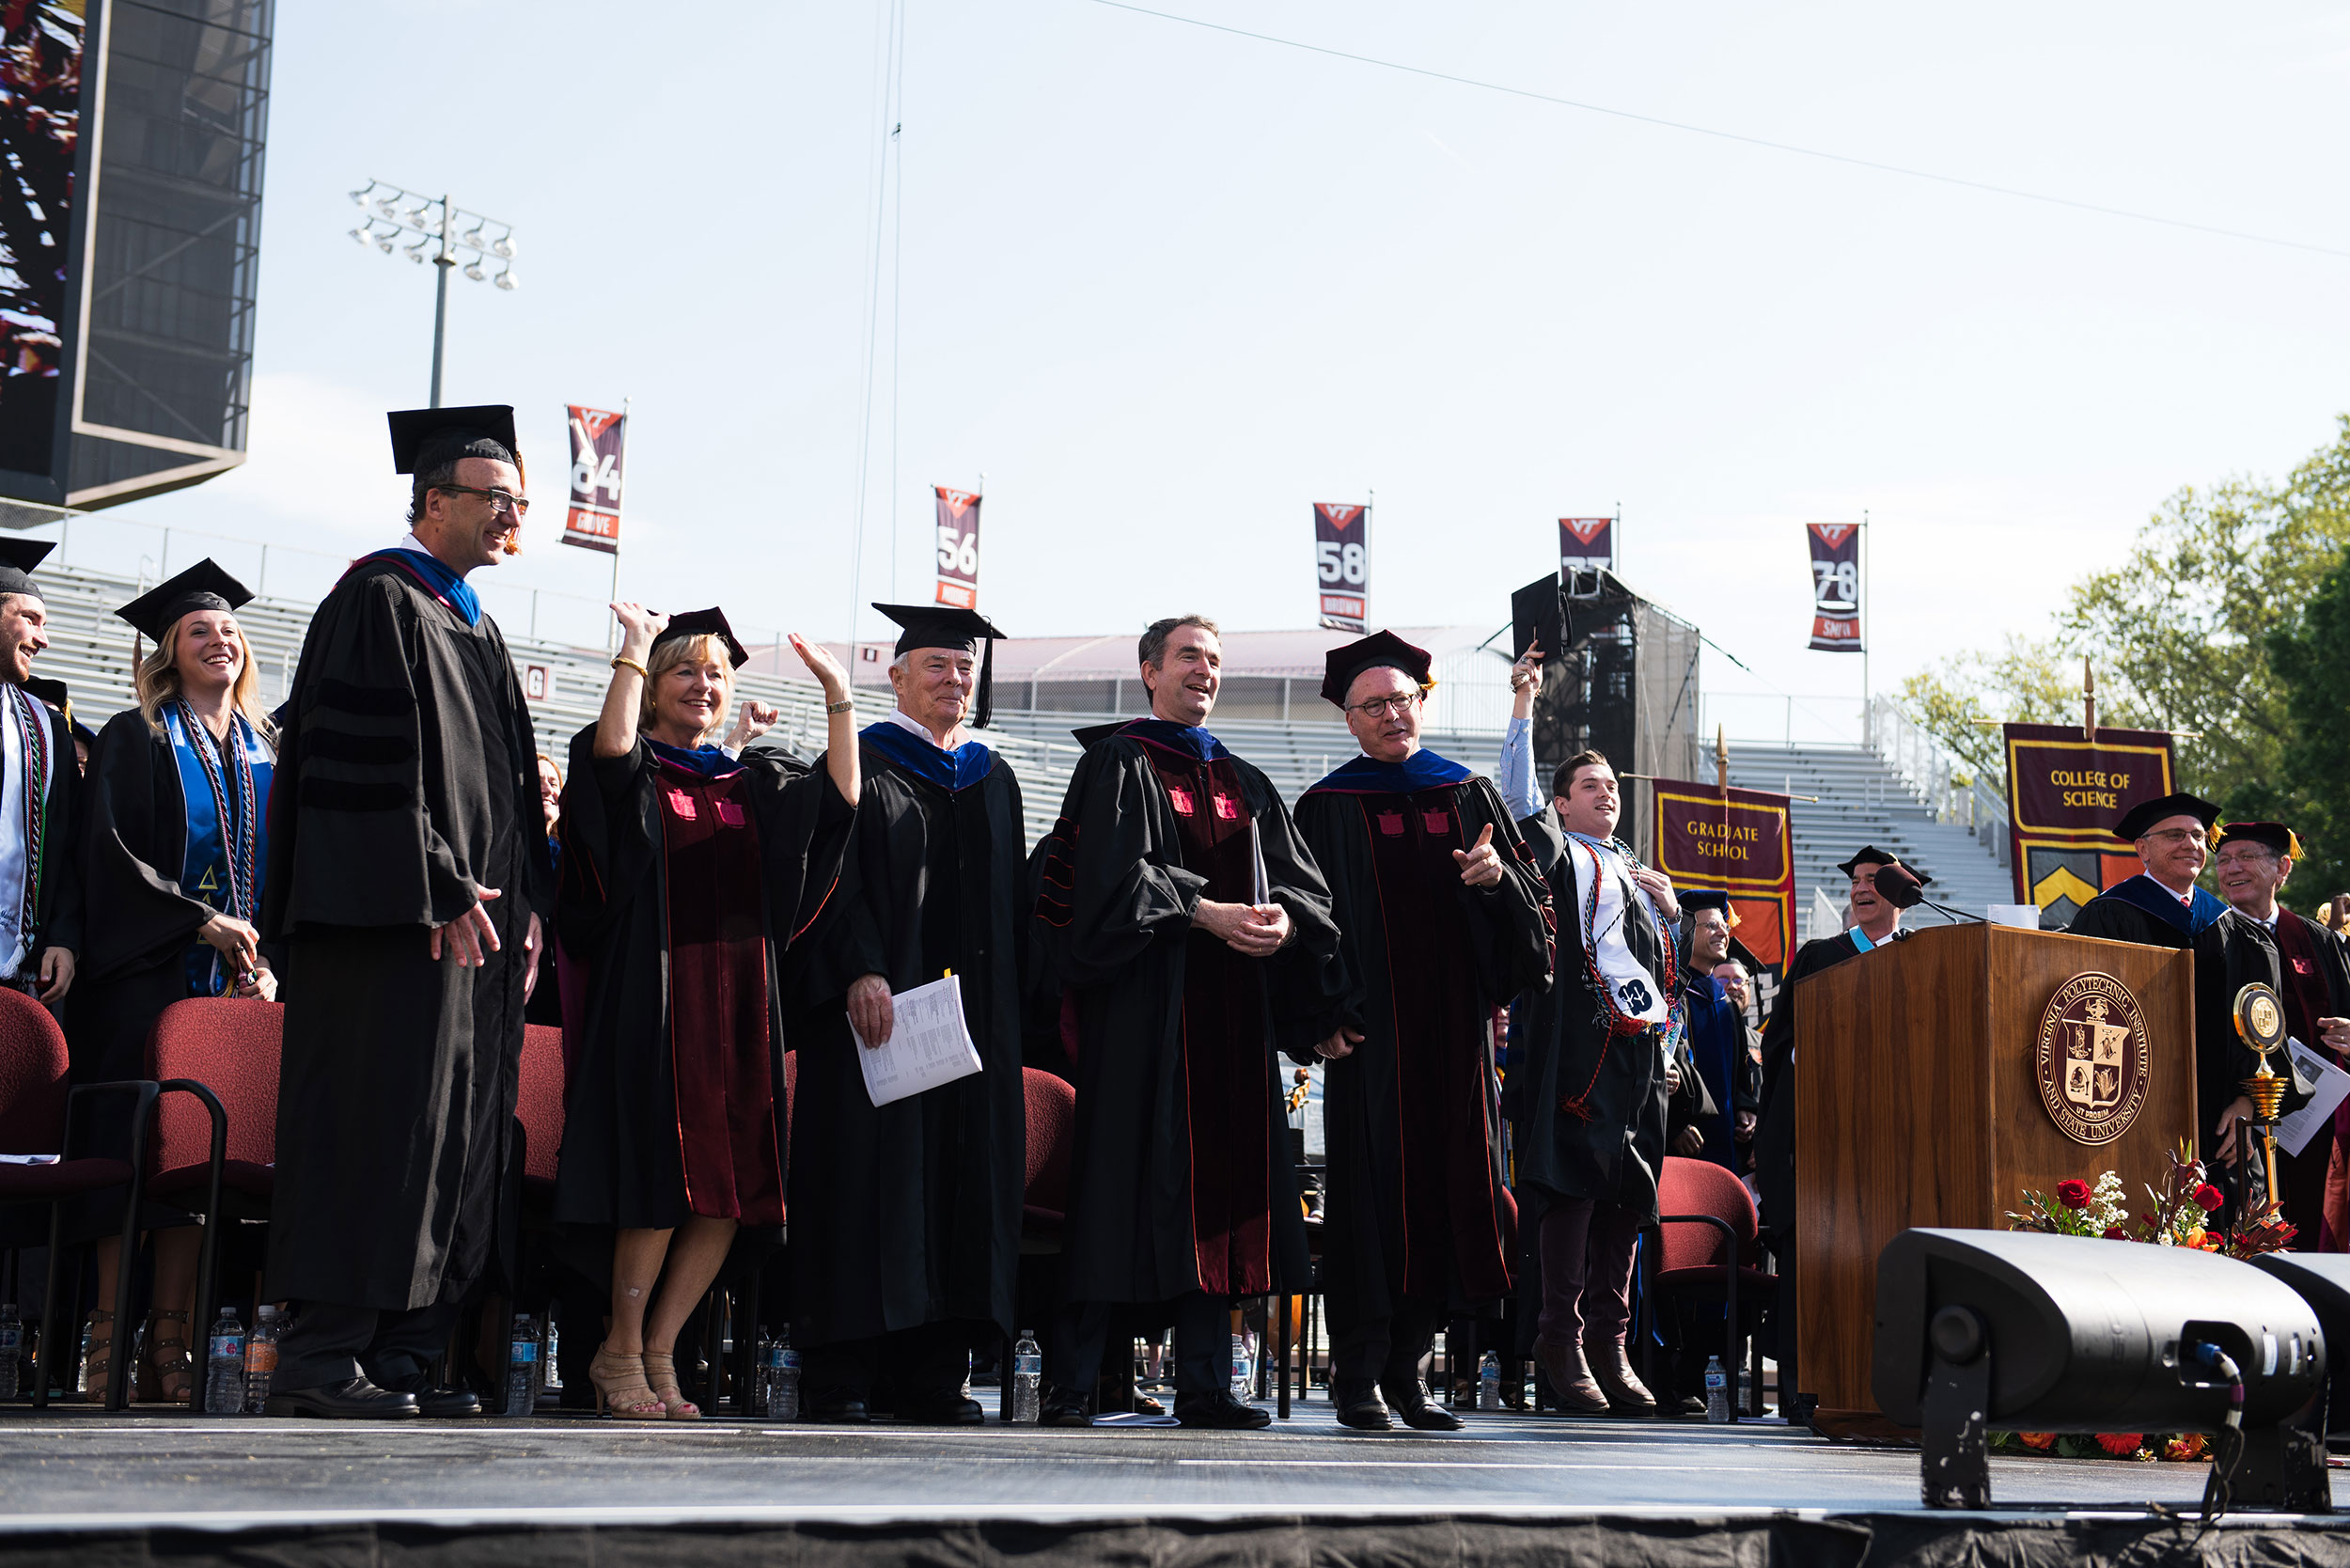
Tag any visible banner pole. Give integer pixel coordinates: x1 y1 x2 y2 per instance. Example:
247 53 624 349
1366 489 1374 629
606 398 629 653
1859 511 1871 746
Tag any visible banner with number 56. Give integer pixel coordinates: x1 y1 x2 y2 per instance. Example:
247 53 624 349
1314 502 1369 633
563 406 627 555
934 486 981 609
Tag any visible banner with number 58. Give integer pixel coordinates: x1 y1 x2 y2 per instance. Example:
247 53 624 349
1314 502 1369 633
934 486 981 610
563 406 627 555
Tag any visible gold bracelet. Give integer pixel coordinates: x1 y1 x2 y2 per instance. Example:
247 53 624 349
611 655 649 679
826 698 854 715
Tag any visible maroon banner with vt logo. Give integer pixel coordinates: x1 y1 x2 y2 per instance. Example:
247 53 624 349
1559 516 1614 574
563 406 627 555
1806 523 1862 651
934 486 981 609
1314 502 1369 632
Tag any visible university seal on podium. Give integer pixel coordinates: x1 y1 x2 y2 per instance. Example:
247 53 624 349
2033 971 2152 1146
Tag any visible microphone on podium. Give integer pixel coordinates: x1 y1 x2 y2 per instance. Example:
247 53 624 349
1872 863 1984 926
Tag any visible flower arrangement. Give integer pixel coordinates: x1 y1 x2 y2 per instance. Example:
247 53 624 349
1992 1141 2295 1464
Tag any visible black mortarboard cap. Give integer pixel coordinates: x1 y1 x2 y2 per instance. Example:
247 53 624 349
2214 821 2302 859
1836 845 1916 879
20 676 92 745
650 606 750 669
0 536 55 599
114 557 253 642
1321 629 1435 708
2114 791 2219 843
1681 888 1733 917
873 602 1009 729
1510 572 1571 663
386 404 521 480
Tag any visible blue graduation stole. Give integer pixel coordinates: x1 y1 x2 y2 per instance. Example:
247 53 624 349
861 721 994 791
165 706 273 996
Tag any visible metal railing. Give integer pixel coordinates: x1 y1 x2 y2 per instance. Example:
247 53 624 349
1866 696 2009 868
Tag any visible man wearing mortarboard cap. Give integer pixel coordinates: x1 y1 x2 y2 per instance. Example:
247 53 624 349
22 677 95 774
783 603 1029 1422
258 406 553 1419
1292 630 1553 1431
1028 613 1343 1429
1674 889 1758 1176
0 537 81 1011
2064 792 2228 949
1751 844 1907 1424
2201 821 2350 1247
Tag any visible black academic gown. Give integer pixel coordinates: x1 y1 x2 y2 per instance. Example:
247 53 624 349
71 708 277 1086
553 730 849 1238
1033 722 1340 1307
0 683 80 987
1510 811 1672 1223
1753 929 1872 1247
261 557 551 1313
787 732 1025 1348
2065 874 2228 950
1292 760 1553 1325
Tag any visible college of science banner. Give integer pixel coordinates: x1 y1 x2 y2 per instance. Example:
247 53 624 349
562 406 628 554
1650 778 1797 1014
2003 723 2179 925
1806 523 1862 651
934 486 981 609
1314 502 1369 633
1559 517 1614 574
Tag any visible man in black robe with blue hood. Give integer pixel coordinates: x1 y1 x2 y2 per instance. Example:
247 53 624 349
790 603 1026 1424
262 406 551 1419
1293 631 1553 1432
2065 792 2227 949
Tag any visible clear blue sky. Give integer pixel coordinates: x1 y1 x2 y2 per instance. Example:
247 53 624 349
93 1 2350 738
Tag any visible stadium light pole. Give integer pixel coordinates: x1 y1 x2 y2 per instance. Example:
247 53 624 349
347 180 519 408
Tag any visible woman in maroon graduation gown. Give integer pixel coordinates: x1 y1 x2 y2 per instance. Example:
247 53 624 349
554 604 857 1419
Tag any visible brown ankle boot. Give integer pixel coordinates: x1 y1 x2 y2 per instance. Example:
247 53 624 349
1585 1339 1657 1413
1532 1335 1608 1414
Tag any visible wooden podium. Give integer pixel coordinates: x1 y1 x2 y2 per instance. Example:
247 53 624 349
1793 921 2195 1424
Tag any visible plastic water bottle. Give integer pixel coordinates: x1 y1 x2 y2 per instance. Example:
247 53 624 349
1704 1355 1730 1422
770 1326 801 1420
1478 1351 1501 1411
0 1306 19 1400
543 1320 561 1392
241 1306 281 1414
1230 1331 1254 1402
1010 1328 1042 1423
505 1314 540 1416
204 1309 245 1415
75 1318 92 1396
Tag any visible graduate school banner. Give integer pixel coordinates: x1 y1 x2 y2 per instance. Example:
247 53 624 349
934 486 981 609
2003 723 2180 924
1806 523 1862 651
562 406 627 555
1559 517 1614 574
1314 502 1369 633
1649 777 1796 1011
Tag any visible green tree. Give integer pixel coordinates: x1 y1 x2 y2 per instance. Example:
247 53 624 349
2269 544 2350 906
1898 635 2123 790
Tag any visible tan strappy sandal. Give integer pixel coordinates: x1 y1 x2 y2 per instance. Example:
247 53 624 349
642 1350 701 1419
588 1345 666 1419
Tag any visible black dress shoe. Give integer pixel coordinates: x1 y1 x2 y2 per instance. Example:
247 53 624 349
897 1394 986 1425
1385 1381 1464 1431
1670 1393 1708 1419
1333 1380 1392 1431
415 1386 483 1418
264 1378 420 1419
805 1398 871 1423
1174 1390 1271 1429
1038 1387 1093 1427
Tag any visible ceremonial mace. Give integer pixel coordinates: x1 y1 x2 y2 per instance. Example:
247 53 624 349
2232 983 2290 1208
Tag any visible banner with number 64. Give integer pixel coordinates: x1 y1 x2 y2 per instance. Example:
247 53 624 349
563 406 627 555
1314 502 1369 633
934 486 981 610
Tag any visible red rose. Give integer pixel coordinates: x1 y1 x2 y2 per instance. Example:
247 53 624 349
2057 1180 2091 1210
2193 1184 2225 1213
2103 1225 2128 1240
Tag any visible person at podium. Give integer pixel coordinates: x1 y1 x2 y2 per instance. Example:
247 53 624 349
1752 844 1905 1423
2204 821 2349 1248
2064 792 2225 947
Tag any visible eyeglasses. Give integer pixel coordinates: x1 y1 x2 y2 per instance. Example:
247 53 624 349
435 483 530 516
1348 692 1420 719
2141 828 2202 846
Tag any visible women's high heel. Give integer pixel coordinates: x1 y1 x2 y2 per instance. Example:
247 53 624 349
642 1350 701 1419
588 1346 666 1419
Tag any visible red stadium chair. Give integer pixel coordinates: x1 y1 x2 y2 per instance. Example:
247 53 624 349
1653 1154 1778 1420
0 989 151 1410
143 996 284 1409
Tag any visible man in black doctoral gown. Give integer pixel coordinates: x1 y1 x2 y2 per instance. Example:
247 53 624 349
1508 749 1676 1416
1032 614 1342 1429
262 407 551 1419
790 603 1026 1423
1753 844 1904 1423
1293 631 1553 1432
0 539 80 1010
2064 792 2227 949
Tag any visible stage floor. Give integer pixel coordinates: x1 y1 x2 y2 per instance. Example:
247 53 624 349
0 1402 2342 1529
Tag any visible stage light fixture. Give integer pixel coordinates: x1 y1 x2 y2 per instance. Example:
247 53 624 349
348 227 367 244
494 267 517 290
491 234 515 259
348 187 371 206
344 180 521 403
376 235 394 254
1873 1229 2326 1513
463 259 485 281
